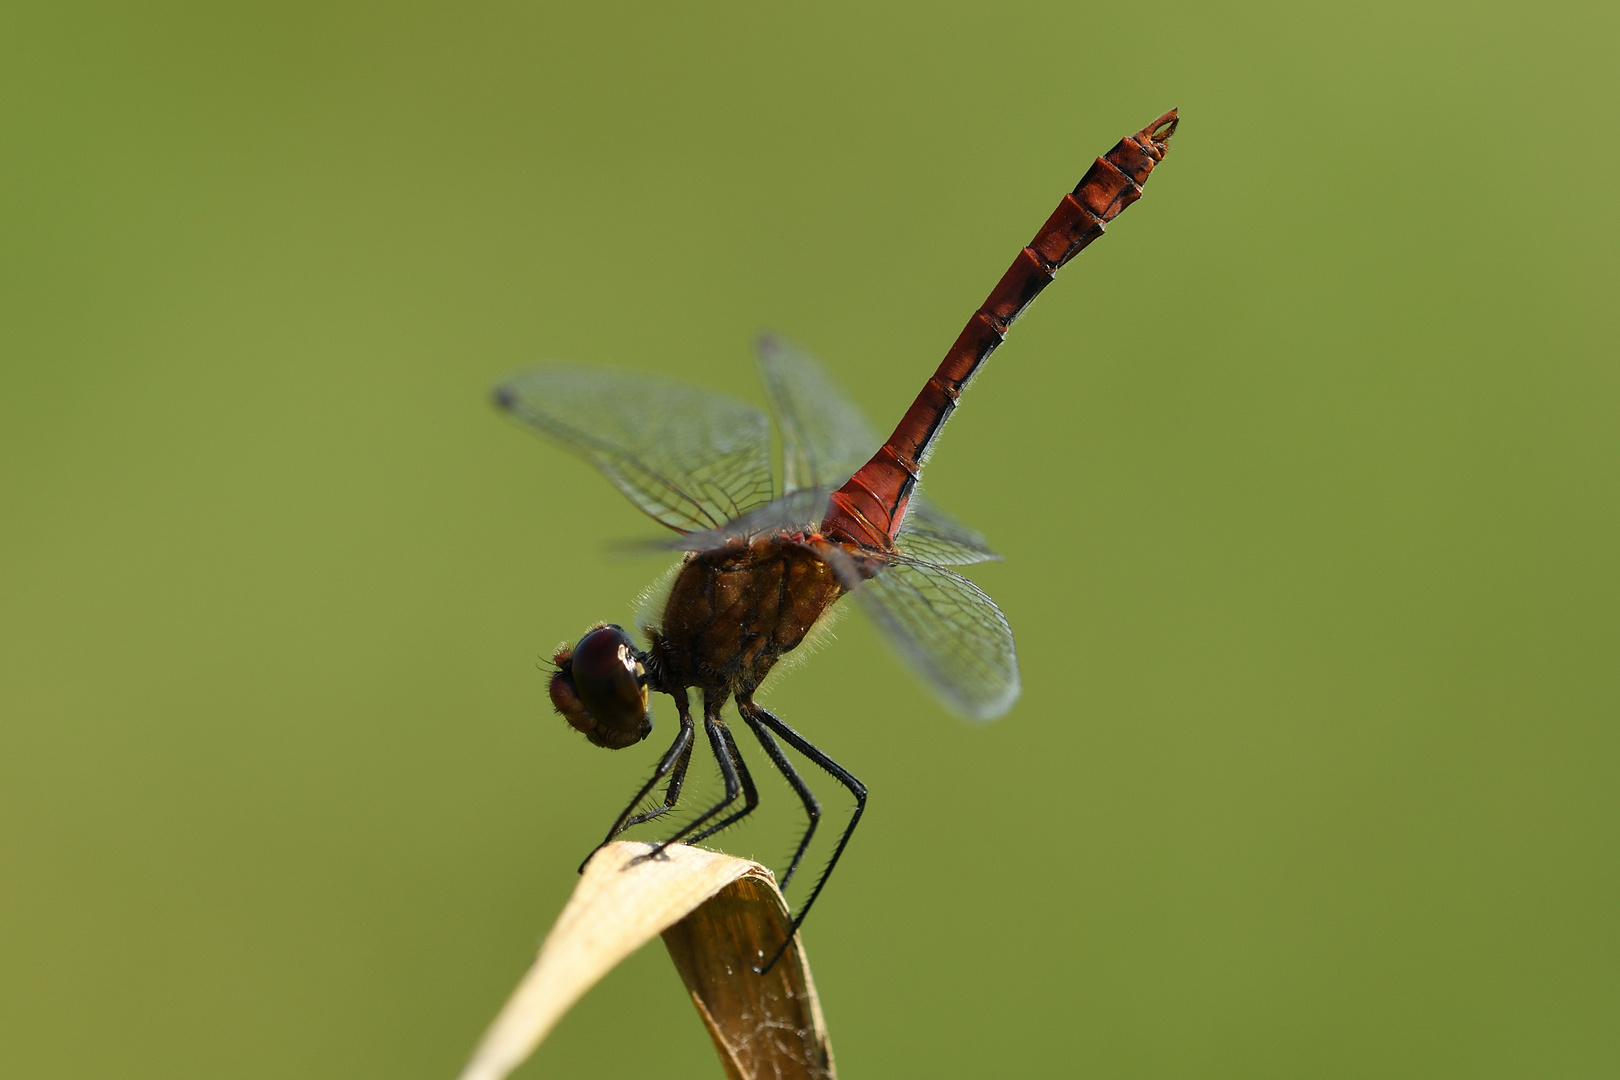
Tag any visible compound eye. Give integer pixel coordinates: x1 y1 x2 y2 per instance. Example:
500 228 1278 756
567 624 652 750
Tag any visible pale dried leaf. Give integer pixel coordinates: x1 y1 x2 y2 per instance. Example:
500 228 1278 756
664 873 834 1080
456 842 833 1080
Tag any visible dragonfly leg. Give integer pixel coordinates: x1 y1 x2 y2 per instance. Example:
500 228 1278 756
579 691 694 873
739 697 865 975
738 702 821 891
620 735 694 831
682 724 760 845
632 703 744 862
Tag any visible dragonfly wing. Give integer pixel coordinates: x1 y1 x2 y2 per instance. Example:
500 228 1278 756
895 496 1002 566
848 553 1020 722
664 488 832 552
495 366 775 533
757 337 879 493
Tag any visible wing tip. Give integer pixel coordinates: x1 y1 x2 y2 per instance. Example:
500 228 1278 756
956 674 1022 723
491 381 518 411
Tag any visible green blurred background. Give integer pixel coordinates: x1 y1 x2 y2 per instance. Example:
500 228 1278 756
2 1 1615 1076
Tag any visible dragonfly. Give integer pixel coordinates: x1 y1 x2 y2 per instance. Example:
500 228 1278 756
496 109 1177 972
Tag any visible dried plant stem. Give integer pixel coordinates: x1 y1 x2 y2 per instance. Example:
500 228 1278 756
457 842 834 1080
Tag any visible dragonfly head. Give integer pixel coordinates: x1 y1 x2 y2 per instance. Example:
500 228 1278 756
549 624 653 750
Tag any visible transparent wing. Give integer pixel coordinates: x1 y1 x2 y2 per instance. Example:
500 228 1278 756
662 488 831 552
895 499 1002 566
756 337 878 493
824 548 1019 722
495 366 775 533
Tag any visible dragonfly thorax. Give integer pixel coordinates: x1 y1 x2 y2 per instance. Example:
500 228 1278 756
651 536 848 701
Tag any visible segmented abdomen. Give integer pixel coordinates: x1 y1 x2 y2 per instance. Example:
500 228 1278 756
822 109 1179 550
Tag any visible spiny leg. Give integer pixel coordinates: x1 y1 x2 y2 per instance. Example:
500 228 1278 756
743 698 866 974
683 725 760 845
620 735 693 830
579 691 694 873
739 701 821 891
633 704 741 862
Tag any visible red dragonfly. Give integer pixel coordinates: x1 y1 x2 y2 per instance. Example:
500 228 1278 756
497 110 1177 970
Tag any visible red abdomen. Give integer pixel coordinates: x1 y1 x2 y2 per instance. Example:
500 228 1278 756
822 109 1179 550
